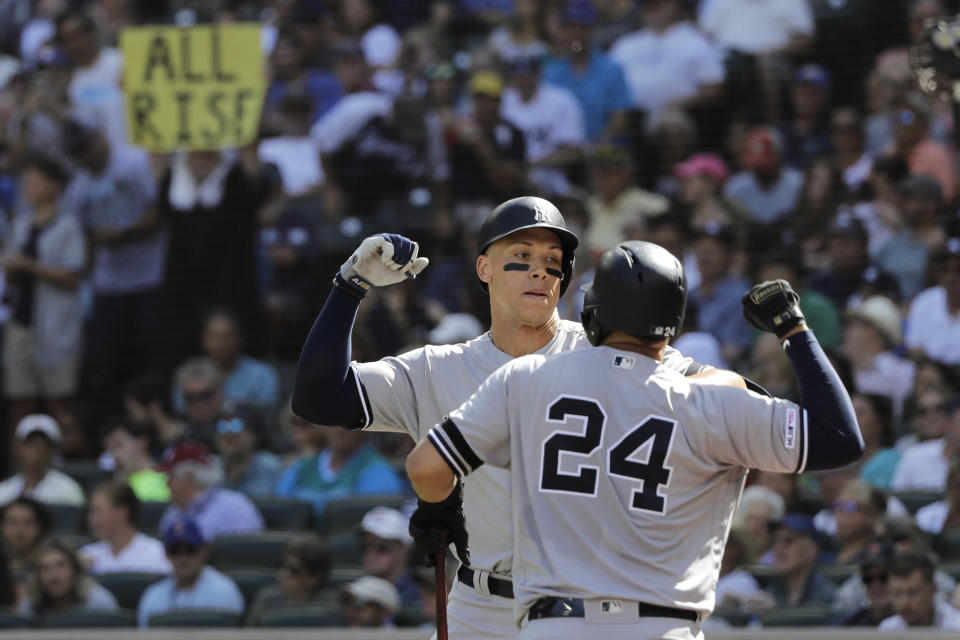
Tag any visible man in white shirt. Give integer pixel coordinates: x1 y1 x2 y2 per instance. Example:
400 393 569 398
905 239 960 366
610 0 724 116
81 481 171 574
698 0 813 56
891 387 957 491
500 55 586 196
880 552 960 630
0 414 84 506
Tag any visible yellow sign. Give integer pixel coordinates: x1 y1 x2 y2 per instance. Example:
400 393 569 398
121 24 266 151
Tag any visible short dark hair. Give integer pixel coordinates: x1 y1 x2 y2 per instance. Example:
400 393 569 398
100 416 154 444
55 10 97 36
0 497 51 537
284 533 331 588
92 480 140 527
889 551 936 584
23 153 71 186
125 372 173 414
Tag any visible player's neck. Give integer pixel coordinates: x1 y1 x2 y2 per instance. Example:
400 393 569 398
489 312 561 357
601 332 667 362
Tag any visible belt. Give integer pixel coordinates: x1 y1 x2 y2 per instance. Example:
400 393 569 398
527 597 698 623
457 565 514 599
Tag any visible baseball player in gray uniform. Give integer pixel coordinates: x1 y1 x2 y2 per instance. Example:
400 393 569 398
291 199 747 639
406 241 864 640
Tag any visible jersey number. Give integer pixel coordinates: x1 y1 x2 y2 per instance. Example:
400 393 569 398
540 397 675 514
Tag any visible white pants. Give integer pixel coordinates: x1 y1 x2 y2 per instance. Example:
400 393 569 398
430 575 517 640
519 616 704 640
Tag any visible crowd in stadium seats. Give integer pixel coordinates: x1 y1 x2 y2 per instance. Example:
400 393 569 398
0 0 957 631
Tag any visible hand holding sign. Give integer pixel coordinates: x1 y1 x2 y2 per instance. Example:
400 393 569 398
121 24 266 151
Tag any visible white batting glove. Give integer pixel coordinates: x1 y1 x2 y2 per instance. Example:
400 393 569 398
335 234 430 297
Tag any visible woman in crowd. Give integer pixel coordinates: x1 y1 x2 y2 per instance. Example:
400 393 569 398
21 538 118 616
0 497 50 576
853 393 901 490
247 533 332 624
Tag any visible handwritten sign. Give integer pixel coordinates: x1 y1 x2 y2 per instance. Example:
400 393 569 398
121 24 266 151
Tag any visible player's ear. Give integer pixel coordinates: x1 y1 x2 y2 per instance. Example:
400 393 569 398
477 254 493 285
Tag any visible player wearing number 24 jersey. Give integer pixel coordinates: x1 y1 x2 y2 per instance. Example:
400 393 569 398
407 242 863 640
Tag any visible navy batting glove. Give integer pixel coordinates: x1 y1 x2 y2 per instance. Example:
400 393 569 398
379 233 416 268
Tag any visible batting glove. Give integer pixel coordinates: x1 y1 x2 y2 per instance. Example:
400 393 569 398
409 481 470 567
334 234 430 298
741 279 806 340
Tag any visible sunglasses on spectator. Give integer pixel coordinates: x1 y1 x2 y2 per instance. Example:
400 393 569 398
281 561 305 575
862 571 888 585
362 540 397 554
833 499 861 514
184 389 216 404
917 403 948 416
167 544 201 556
217 418 246 434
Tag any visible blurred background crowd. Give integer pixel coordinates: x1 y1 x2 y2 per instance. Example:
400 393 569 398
0 0 958 631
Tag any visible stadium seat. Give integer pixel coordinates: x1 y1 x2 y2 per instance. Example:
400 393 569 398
58 532 95 550
42 609 137 628
890 490 942 514
138 501 169 535
395 603 430 628
759 605 833 627
55 462 112 496
252 497 314 531
321 494 408 535
934 530 960 561
147 609 242 628
47 504 86 533
326 531 364 568
97 572 167 611
711 607 750 627
328 567 365 589
209 531 298 570
0 610 34 628
819 563 857 586
254 605 343 628
224 567 276 607
741 564 777 588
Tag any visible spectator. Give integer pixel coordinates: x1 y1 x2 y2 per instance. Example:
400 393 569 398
610 0 724 116
808 212 900 310
122 372 186 450
888 93 954 202
157 441 264 541
905 237 960 366
0 497 50 575
832 107 873 192
723 127 804 226
500 54 586 197
880 551 960 630
834 541 895 625
1 154 85 431
832 479 887 564
360 507 419 607
101 418 169 502
60 119 165 411
698 0 813 56
137 515 244 628
763 514 837 607
687 222 752 365
891 387 956 491
853 155 910 257
260 89 326 198
915 456 960 535
0 544 18 610
277 403 326 467
675 153 747 237
173 358 225 450
0 415 84 507
263 31 342 127
214 406 282 498
275 427 404 526
247 533 332 624
792 158 848 251
877 516 957 600
542 0 633 142
80 481 171 574
731 485 785 565
715 527 766 612
341 0 401 90
584 144 669 258
876 174 944 299
189 308 281 414
485 0 549 63
777 65 834 170
852 393 901 490
339 575 400 628
447 70 526 224
21 537 118 616
55 11 126 150
841 296 915 418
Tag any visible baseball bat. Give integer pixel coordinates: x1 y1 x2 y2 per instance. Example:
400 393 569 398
435 531 448 640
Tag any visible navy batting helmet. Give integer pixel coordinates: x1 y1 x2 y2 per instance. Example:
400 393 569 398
580 241 687 346
477 196 579 296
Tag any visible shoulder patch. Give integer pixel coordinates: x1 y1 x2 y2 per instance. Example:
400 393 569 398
784 408 797 449
612 355 636 369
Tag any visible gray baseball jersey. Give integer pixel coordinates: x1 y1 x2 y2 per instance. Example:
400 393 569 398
426 346 807 627
355 320 694 575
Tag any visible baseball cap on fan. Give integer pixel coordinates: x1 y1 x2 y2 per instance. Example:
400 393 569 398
341 576 401 614
156 440 214 472
741 128 780 172
360 507 413 544
792 63 831 89
14 414 61 445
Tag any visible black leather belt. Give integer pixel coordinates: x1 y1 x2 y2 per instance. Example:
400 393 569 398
527 597 698 623
457 565 514 599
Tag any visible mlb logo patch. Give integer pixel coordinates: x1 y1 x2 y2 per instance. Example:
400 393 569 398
784 409 797 449
612 355 636 369
601 600 623 614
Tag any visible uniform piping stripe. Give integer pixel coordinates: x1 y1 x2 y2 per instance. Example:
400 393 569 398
427 431 467 477
432 425 473 476
440 418 484 472
796 409 810 474
351 365 373 428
